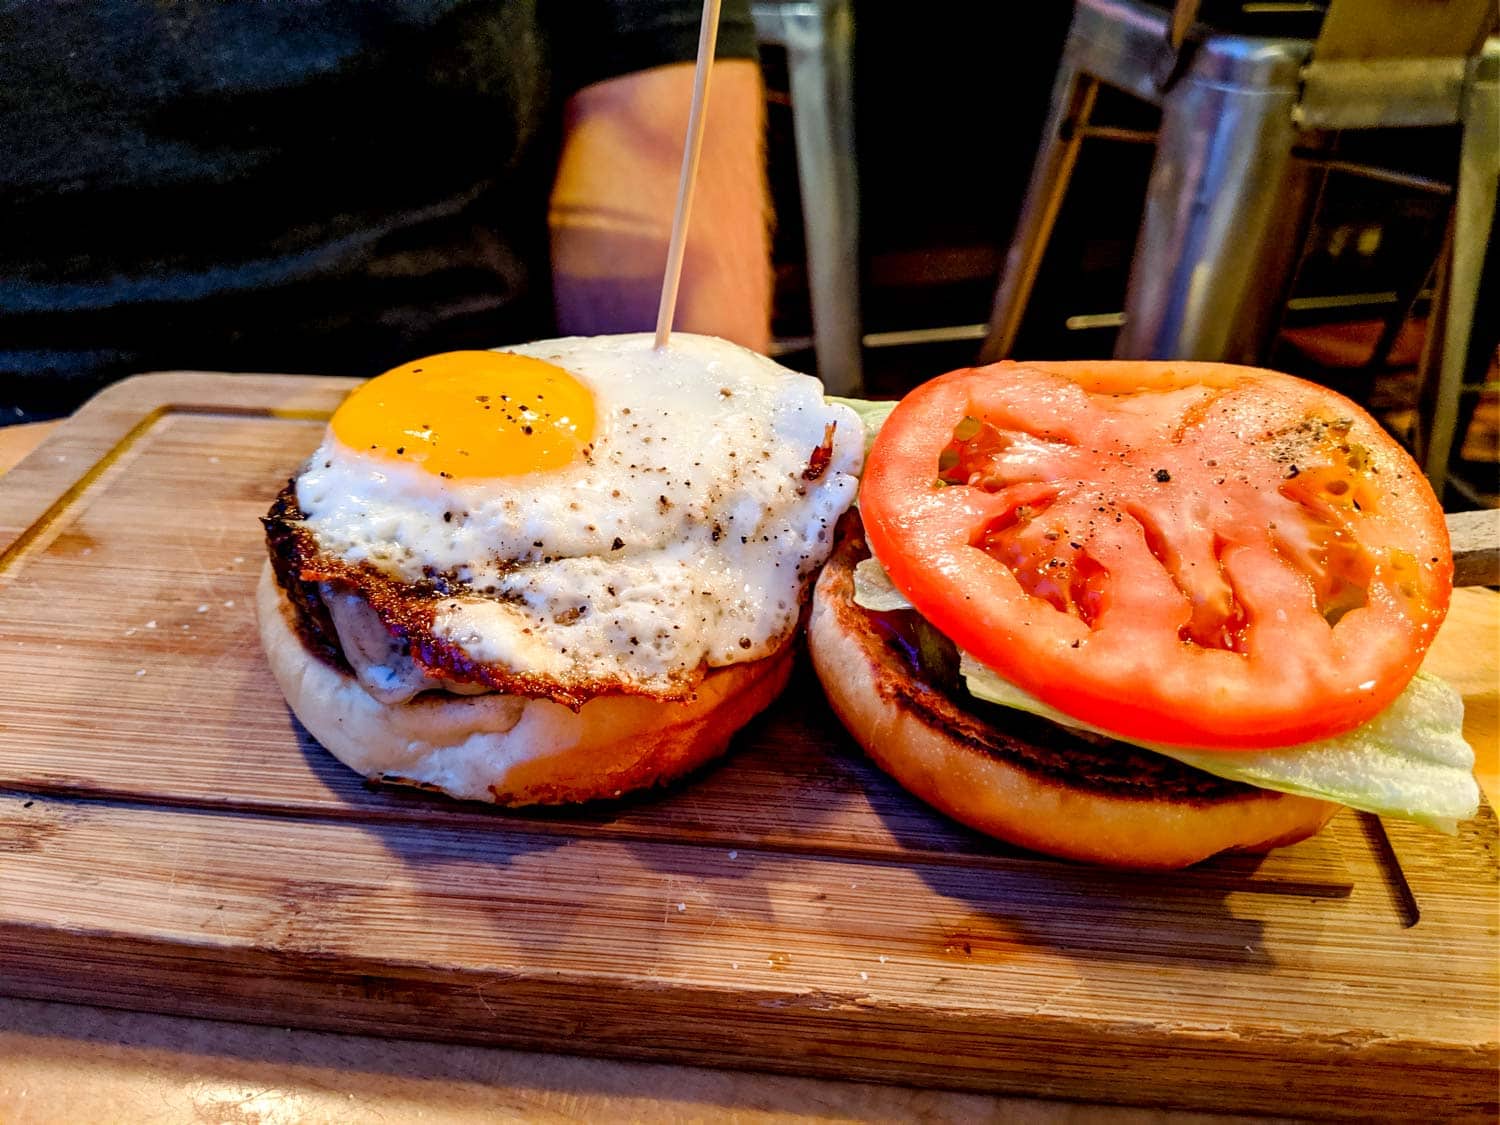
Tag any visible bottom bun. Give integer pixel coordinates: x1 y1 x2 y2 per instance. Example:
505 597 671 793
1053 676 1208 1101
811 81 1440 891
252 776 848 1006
806 527 1338 869
257 564 792 805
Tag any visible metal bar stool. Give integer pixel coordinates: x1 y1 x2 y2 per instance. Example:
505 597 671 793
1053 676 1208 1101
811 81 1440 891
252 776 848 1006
980 0 1498 498
1412 38 1499 501
752 0 863 395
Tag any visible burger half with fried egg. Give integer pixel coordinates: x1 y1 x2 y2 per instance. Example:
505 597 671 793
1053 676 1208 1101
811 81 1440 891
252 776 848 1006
259 334 862 804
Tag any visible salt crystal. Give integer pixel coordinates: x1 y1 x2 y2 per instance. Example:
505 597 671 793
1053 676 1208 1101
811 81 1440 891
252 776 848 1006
134 669 146 677
124 629 136 637
209 456 220 464
145 620 157 629
675 903 686 913
860 972 869 982
878 955 888 964
223 600 235 608
232 556 245 565
727 850 738 860
196 604 209 613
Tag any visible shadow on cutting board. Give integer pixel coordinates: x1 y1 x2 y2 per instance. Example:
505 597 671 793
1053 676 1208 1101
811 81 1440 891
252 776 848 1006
288 665 1310 977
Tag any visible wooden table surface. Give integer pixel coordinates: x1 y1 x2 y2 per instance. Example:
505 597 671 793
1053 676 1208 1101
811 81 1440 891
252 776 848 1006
1 416 1494 1125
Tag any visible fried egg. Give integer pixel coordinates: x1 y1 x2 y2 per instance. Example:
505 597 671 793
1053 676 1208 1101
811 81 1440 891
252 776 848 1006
293 333 863 698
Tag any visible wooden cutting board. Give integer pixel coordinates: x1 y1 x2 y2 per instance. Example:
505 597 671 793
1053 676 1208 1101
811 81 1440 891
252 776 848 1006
0 373 1495 1121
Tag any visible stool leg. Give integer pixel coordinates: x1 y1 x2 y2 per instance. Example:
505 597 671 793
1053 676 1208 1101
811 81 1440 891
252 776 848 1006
781 0 863 396
1418 50 1499 497
1116 64 1316 363
979 69 1100 363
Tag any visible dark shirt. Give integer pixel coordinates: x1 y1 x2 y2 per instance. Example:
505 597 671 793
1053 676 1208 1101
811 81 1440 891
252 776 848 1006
0 1 756 421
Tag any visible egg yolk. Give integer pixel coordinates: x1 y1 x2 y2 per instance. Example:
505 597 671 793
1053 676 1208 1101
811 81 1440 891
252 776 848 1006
331 351 596 479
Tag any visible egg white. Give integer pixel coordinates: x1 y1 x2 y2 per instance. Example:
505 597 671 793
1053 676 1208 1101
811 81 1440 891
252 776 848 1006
294 333 863 695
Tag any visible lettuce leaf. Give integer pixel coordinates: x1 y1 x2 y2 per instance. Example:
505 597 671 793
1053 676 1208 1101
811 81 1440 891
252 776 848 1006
853 556 915 611
961 655 1477 833
851 550 1478 832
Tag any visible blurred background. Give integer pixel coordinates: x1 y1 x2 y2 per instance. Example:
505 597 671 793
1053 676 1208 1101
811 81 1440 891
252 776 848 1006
759 0 1498 511
2 0 1494 511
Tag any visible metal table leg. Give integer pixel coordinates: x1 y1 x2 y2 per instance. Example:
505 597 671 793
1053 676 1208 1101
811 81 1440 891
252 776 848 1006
1115 38 1317 362
1418 39 1499 497
753 0 863 395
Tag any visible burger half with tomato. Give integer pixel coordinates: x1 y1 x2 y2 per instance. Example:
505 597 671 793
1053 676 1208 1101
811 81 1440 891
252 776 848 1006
813 361 1478 868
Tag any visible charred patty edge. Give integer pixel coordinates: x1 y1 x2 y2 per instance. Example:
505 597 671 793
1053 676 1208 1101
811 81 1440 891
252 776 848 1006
824 518 1264 805
260 479 728 708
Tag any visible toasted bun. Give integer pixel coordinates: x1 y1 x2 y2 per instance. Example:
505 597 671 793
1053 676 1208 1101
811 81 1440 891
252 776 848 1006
257 564 792 805
807 526 1338 869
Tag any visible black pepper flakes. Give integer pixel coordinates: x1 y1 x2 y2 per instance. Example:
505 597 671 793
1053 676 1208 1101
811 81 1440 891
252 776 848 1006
611 537 624 550
1154 469 1171 482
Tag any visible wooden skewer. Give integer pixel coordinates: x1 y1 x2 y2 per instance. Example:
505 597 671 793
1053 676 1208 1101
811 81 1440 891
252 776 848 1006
654 0 724 350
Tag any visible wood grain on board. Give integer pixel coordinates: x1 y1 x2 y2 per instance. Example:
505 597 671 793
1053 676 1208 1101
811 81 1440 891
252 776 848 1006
0 373 1495 1120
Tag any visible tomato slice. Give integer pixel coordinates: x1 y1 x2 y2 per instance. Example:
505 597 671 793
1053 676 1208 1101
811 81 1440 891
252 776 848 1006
859 361 1453 750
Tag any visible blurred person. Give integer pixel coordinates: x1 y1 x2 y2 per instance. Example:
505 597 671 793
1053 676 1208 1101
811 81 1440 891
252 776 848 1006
0 1 771 422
